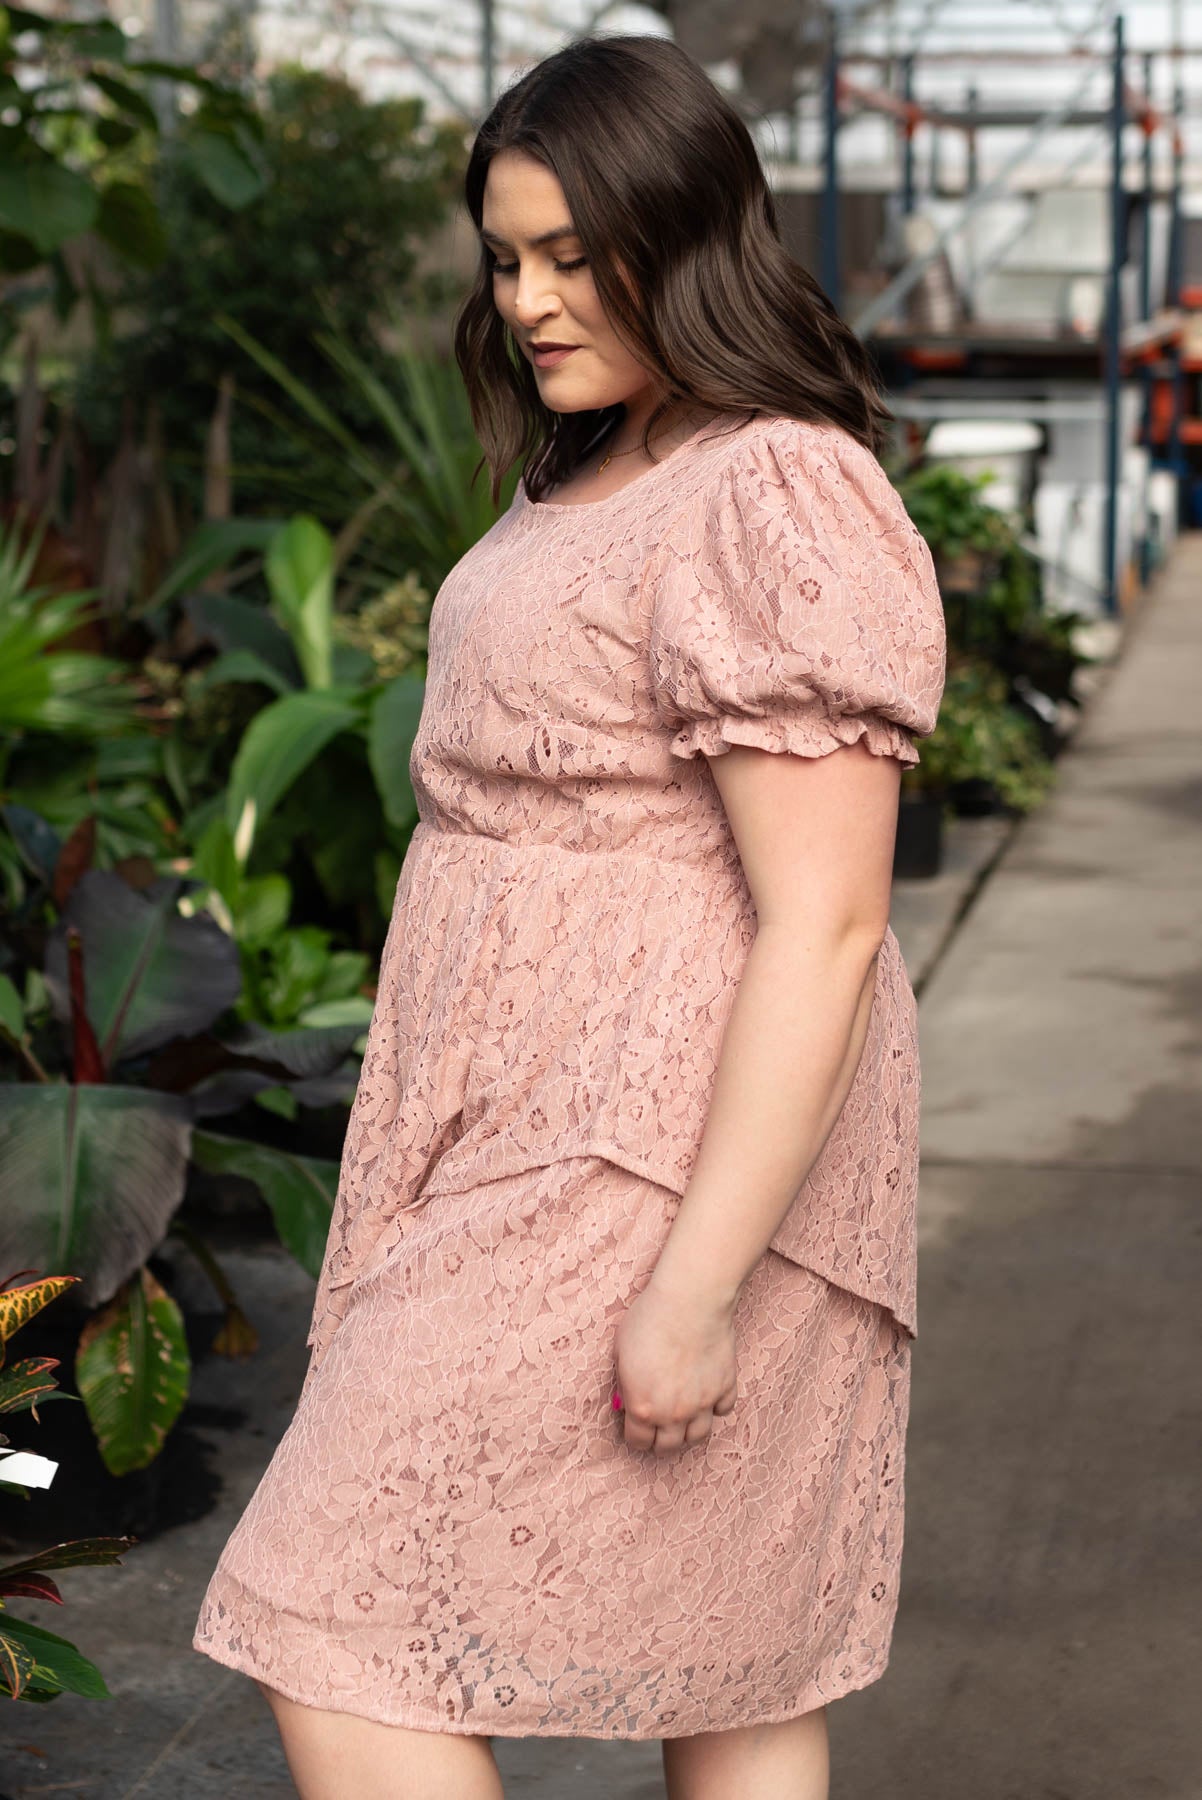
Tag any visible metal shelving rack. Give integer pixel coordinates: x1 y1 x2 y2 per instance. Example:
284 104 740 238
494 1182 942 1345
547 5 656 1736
818 11 1190 617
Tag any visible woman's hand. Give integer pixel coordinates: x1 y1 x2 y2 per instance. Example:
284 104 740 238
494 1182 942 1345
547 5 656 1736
611 1272 739 1455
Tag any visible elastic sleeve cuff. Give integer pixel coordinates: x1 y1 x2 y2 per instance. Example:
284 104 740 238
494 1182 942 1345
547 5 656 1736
668 708 922 767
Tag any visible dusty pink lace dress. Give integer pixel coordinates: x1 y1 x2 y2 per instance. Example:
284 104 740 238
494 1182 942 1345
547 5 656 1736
193 412 947 1739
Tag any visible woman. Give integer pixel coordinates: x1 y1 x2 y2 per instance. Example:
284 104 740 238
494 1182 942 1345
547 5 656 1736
194 32 946 1800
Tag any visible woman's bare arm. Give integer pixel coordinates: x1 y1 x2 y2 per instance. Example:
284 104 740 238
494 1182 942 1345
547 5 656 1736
648 735 902 1315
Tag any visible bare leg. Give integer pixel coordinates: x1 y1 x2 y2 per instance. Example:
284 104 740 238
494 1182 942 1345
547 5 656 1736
260 1683 505 1800
661 1705 829 1800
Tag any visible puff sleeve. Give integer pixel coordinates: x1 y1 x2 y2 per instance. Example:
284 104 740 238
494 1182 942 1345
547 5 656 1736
647 419 946 767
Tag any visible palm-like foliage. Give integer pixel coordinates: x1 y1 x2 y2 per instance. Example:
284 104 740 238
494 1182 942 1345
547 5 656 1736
214 310 519 596
0 517 141 743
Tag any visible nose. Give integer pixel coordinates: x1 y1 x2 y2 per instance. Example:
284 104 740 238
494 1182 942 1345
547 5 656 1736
511 262 562 329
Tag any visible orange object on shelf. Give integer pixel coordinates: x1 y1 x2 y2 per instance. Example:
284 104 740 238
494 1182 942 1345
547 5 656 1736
1148 380 1177 441
1146 416 1202 446
901 346 968 371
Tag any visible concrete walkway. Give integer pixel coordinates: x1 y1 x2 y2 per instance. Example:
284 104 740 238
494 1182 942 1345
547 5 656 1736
3 539 1199 1798
833 534 1202 1799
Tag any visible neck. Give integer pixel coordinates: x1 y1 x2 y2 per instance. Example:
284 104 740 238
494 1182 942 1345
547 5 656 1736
611 397 703 454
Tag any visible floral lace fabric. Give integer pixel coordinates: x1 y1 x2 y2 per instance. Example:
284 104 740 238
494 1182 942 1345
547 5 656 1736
303 413 945 1364
195 1157 910 1738
193 412 946 1737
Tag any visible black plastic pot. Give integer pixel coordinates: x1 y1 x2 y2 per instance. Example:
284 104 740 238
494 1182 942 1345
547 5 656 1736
894 789 945 879
0 1298 232 1551
949 776 1003 817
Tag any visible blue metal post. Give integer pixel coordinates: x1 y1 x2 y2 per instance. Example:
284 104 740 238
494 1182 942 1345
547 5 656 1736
822 25 841 310
1139 53 1153 321
1138 52 1154 581
1167 82 1186 484
1103 13 1126 618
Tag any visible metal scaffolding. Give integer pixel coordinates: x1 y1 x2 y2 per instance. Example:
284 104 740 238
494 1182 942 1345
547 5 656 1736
819 9 1190 615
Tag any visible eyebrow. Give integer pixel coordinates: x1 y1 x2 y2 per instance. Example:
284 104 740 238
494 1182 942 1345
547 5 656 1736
478 224 580 249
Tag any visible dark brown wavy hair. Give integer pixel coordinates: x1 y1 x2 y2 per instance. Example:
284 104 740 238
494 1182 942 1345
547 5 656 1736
453 33 893 504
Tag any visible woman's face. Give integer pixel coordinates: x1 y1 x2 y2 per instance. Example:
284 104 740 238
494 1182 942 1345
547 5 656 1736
481 148 656 416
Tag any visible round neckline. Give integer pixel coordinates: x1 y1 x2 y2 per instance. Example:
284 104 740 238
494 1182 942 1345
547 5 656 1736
519 415 734 517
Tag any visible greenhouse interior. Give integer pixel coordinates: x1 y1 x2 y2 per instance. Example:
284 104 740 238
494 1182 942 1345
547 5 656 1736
0 2 1198 1797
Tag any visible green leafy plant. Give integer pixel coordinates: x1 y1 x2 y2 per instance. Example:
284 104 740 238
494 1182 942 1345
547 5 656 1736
0 513 142 759
895 464 1013 564
148 510 425 891
0 3 267 328
897 462 1096 759
903 656 1056 814
71 65 465 524
0 1272 132 1703
0 505 186 912
214 316 519 597
0 814 349 1475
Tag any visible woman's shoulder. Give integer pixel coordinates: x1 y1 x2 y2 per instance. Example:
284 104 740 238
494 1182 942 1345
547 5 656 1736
682 411 913 547
702 410 890 492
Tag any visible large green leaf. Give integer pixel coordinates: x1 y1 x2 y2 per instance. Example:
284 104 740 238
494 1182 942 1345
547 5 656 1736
2 804 61 887
0 1613 110 1700
214 1021 365 1078
93 179 167 269
184 127 265 208
266 517 334 691
0 162 97 254
45 871 241 1067
76 1267 190 1477
144 519 282 613
185 1020 364 1118
191 1132 337 1278
0 1086 192 1307
184 589 300 688
0 1539 133 1581
0 971 25 1041
196 649 291 697
90 72 159 131
0 1620 37 1698
225 689 363 863
367 672 424 826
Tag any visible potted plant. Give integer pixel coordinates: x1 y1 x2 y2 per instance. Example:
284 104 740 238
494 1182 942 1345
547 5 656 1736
894 464 1012 601
895 462 1099 762
0 1272 132 1701
919 657 1057 820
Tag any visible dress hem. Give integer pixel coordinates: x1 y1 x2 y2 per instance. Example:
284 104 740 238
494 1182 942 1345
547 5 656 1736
191 1631 892 1741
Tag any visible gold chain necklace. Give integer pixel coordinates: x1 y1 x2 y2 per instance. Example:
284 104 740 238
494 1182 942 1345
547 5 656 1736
595 439 650 475
595 410 707 475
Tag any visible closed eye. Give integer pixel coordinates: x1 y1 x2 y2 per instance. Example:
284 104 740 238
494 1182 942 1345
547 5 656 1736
490 256 588 276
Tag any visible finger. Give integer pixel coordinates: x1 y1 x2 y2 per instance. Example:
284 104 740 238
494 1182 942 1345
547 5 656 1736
621 1411 657 1453
650 1423 688 1457
712 1385 738 1417
682 1410 714 1447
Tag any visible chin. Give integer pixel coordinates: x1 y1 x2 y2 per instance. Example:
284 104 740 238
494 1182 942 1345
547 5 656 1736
541 389 609 415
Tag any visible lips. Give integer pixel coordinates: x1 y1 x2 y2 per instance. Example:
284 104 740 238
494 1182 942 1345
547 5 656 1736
530 343 579 370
